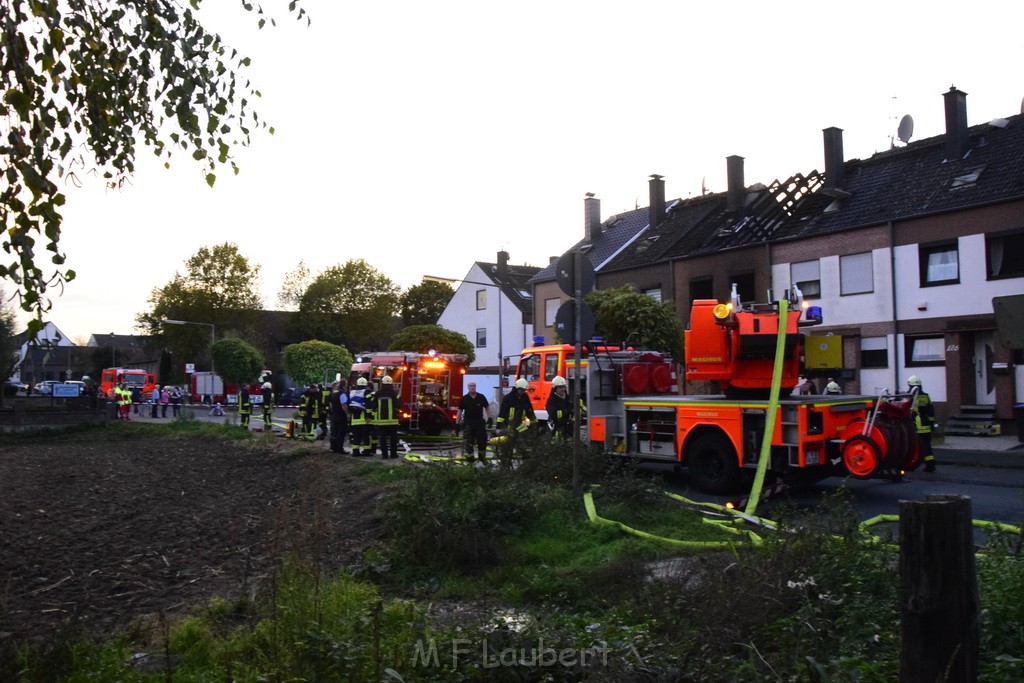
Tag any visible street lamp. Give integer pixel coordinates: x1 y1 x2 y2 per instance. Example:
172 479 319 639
424 275 503 372
161 319 216 376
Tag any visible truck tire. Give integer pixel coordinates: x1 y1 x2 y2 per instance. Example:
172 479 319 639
688 432 740 494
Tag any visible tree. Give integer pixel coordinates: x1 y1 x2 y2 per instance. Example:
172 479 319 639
212 336 265 386
1 1 305 333
137 242 263 373
0 291 19 404
388 325 475 364
281 340 352 387
585 285 684 361
296 260 399 351
277 260 311 311
399 281 454 326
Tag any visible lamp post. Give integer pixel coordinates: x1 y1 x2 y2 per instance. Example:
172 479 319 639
110 332 115 368
424 275 503 374
161 319 216 376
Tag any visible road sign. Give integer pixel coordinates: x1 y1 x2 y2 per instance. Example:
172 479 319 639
554 301 595 345
555 250 595 296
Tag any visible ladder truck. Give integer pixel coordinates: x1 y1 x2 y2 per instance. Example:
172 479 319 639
515 294 920 493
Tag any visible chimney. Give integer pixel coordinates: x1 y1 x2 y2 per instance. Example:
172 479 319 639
648 174 665 228
822 127 845 190
726 156 744 213
497 250 509 275
943 86 969 160
584 192 600 241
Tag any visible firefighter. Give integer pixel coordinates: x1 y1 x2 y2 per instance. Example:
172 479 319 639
458 381 491 460
494 378 536 461
545 375 573 440
318 383 330 441
349 377 370 455
261 382 274 430
373 375 400 459
299 384 319 441
823 381 842 395
908 375 937 472
238 384 251 429
119 382 132 420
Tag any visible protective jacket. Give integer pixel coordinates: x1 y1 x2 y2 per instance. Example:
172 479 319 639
497 390 535 432
372 385 399 426
913 391 935 434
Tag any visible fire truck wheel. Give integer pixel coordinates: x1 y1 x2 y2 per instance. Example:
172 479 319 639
688 432 740 494
842 434 881 478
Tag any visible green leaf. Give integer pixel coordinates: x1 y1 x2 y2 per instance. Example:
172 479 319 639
205 173 216 187
3 89 31 117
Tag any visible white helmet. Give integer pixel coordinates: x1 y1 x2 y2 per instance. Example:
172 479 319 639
381 375 393 384
514 378 529 390
263 382 272 389
551 376 567 388
357 377 368 387
907 375 922 387
825 381 841 393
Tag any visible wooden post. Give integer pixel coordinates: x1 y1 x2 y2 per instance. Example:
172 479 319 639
899 494 979 682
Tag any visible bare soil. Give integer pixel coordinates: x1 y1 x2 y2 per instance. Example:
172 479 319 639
0 434 381 642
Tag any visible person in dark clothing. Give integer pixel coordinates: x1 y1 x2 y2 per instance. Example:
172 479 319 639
238 386 251 429
495 378 536 462
372 376 400 458
545 375 574 440
458 381 491 460
328 381 350 454
300 384 319 441
261 382 274 430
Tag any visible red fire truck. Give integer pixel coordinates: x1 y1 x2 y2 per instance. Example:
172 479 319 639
349 351 467 436
515 295 920 493
99 368 157 399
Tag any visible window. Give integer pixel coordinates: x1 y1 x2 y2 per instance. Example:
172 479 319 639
476 289 487 310
790 260 821 298
860 336 888 369
642 287 662 302
840 252 873 295
729 272 756 303
987 231 1024 280
905 335 945 367
543 353 560 381
919 242 959 286
475 328 487 348
690 277 713 301
545 298 560 327
520 353 541 381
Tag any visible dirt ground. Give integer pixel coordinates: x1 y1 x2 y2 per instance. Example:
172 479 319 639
0 434 381 643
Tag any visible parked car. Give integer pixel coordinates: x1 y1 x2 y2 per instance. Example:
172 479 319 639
3 381 28 397
34 380 62 395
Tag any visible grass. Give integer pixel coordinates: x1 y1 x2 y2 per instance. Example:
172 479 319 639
7 433 1024 681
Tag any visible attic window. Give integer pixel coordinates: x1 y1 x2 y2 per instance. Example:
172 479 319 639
950 166 984 189
646 235 660 242
578 244 592 253
517 289 531 299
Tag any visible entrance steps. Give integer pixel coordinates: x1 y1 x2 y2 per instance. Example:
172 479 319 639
944 405 1001 436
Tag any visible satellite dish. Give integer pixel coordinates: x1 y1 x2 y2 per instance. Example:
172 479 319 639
897 114 914 144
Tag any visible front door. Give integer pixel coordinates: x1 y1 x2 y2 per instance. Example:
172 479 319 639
974 332 996 405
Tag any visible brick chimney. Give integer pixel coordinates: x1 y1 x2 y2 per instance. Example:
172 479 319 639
584 192 601 241
497 250 509 275
943 86 969 160
648 174 665 228
726 156 744 213
822 127 845 190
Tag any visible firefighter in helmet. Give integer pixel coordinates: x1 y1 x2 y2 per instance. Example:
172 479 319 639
545 375 574 439
238 384 252 429
494 378 536 462
908 375 937 472
823 381 842 395
261 382 274 430
372 375 400 459
349 376 371 455
299 384 319 441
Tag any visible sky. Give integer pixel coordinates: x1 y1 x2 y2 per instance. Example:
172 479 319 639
17 0 1024 343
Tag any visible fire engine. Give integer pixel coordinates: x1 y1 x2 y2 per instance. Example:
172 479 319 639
349 351 467 436
99 367 157 399
515 294 920 494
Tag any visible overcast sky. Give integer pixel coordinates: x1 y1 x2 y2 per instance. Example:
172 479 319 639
17 0 1024 342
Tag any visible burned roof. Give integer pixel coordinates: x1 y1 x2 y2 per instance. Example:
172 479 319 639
774 114 1024 240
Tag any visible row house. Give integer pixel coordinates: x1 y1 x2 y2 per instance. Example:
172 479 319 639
532 86 1024 435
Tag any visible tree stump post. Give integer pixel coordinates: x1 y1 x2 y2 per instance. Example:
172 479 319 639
899 494 979 682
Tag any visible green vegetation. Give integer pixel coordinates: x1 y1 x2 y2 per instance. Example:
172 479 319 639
7 429 1024 681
